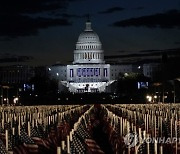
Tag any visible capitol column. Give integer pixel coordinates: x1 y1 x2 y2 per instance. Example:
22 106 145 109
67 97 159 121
80 53 82 59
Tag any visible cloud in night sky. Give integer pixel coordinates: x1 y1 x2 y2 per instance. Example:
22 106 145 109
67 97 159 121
0 14 71 37
0 0 68 14
105 52 161 59
0 0 77 38
98 7 125 14
139 48 180 55
106 48 180 59
139 49 162 53
105 48 180 65
55 13 83 18
112 9 180 28
0 53 33 63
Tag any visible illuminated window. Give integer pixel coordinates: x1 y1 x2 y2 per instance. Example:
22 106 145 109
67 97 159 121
77 68 81 77
104 68 108 77
70 69 74 78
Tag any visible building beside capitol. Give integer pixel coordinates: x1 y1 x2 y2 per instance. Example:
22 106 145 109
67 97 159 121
48 20 149 93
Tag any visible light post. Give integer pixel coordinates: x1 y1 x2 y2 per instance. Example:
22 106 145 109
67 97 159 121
173 78 180 103
16 87 19 104
13 97 19 105
173 80 176 103
154 95 157 103
6 88 9 106
146 95 152 103
2 86 10 106
0 86 3 106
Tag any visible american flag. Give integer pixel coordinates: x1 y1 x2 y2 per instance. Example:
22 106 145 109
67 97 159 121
70 131 86 154
0 125 4 134
30 125 40 138
37 122 46 139
19 123 35 144
85 139 105 154
162 120 171 138
71 118 105 154
12 124 38 154
0 139 7 154
34 125 58 153
137 141 147 154
70 119 91 154
76 123 91 140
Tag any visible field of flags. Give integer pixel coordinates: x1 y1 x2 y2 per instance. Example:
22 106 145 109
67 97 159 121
0 104 180 154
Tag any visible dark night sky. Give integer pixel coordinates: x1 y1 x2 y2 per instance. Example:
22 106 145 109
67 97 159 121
0 0 180 66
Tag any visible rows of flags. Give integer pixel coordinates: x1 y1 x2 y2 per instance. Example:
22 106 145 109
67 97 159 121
0 105 108 154
0 105 91 153
101 104 180 154
2 103 179 153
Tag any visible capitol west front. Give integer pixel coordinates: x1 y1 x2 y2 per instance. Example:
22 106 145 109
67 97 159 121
49 20 114 93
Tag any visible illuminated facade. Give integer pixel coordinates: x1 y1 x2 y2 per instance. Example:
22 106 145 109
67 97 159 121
63 20 113 93
49 20 151 93
49 20 114 93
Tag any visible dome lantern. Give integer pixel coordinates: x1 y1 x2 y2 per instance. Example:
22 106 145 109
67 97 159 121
73 20 105 64
85 20 92 31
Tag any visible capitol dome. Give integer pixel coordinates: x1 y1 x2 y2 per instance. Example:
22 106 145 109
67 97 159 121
77 31 100 43
73 20 105 64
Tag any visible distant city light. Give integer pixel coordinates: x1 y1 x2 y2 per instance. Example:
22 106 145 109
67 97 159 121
146 95 152 102
124 73 128 77
48 68 51 71
154 95 157 99
13 97 19 104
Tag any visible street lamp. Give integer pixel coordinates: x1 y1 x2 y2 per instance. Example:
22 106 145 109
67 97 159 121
146 95 152 102
173 78 180 103
1 86 10 106
13 97 19 105
154 95 157 99
0 86 3 105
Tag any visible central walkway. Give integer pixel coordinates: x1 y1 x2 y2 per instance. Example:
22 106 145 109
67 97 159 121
92 121 114 154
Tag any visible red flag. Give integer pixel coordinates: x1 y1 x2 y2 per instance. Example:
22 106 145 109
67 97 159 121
85 139 105 154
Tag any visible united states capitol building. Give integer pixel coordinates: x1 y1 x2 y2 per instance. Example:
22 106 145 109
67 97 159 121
49 20 140 93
